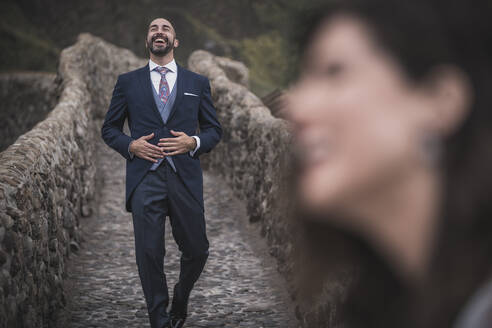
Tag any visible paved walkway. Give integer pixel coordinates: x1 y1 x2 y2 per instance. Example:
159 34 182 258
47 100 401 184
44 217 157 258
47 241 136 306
55 139 298 328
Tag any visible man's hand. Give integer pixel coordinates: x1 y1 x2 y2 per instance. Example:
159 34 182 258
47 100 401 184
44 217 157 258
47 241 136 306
129 133 165 163
158 130 196 156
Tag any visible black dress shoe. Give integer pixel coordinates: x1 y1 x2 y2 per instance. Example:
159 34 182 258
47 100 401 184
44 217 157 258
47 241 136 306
149 309 171 328
170 285 188 328
170 306 187 328
170 314 186 328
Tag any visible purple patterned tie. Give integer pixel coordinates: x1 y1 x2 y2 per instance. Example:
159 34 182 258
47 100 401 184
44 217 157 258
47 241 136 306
154 66 170 104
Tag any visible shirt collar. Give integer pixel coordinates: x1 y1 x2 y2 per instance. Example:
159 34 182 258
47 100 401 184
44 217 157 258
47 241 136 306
148 58 177 73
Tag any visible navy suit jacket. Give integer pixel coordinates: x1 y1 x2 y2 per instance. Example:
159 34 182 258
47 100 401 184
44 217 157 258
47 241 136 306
101 63 222 212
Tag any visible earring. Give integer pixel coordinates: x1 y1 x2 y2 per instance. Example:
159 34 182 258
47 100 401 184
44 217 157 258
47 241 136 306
420 132 442 167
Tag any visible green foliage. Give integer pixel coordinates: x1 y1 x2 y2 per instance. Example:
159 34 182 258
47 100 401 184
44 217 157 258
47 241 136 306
239 31 295 96
252 0 308 31
0 0 314 94
0 1 59 71
172 8 239 59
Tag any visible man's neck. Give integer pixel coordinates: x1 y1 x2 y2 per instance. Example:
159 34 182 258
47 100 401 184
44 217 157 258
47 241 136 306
150 52 174 66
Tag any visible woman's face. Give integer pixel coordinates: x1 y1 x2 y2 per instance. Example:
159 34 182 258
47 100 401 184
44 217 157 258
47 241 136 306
287 15 436 218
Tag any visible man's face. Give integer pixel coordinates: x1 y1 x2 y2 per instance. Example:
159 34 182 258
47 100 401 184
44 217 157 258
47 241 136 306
146 18 178 57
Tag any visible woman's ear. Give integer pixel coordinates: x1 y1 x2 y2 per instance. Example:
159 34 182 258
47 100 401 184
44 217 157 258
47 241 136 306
423 65 472 136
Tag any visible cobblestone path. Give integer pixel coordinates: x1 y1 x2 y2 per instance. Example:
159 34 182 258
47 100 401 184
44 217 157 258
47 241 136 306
55 139 299 328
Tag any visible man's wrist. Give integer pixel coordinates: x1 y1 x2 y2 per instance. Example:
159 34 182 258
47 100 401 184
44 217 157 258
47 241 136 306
127 140 135 160
129 140 135 154
189 136 197 151
189 136 200 156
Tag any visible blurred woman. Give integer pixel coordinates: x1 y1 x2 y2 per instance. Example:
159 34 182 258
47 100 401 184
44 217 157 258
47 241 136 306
286 0 492 327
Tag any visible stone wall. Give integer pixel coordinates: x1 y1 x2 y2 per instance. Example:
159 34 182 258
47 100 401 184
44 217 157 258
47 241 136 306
0 34 144 328
188 49 298 304
188 50 294 252
188 50 346 328
0 72 59 152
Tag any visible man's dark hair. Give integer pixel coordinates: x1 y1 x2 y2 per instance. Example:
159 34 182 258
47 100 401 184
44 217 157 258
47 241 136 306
146 17 177 38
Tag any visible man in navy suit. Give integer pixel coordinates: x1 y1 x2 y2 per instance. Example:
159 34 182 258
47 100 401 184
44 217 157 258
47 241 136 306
101 17 222 328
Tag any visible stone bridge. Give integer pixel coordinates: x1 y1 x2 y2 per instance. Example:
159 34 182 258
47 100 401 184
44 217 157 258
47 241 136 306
0 34 342 328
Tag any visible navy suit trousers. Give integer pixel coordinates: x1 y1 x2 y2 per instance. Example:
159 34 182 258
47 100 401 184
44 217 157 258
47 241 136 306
130 160 209 328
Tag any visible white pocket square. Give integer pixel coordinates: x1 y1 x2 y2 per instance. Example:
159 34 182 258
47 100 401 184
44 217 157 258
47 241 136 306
184 92 199 97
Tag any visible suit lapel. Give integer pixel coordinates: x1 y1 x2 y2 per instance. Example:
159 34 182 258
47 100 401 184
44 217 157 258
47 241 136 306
136 65 165 126
166 64 185 123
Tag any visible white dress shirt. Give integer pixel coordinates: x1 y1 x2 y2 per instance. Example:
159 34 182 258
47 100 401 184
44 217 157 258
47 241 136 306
128 59 200 158
149 58 177 95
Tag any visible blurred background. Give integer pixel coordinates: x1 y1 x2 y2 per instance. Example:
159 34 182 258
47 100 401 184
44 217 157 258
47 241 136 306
0 0 311 97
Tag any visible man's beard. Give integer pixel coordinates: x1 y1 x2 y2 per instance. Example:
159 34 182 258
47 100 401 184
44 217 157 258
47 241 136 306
147 34 175 57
